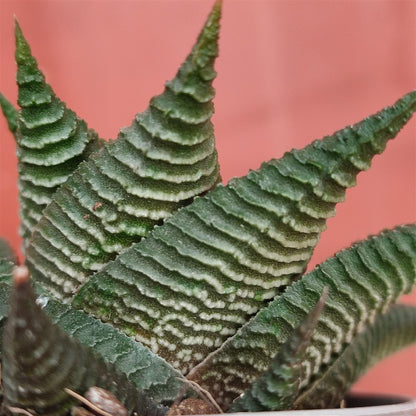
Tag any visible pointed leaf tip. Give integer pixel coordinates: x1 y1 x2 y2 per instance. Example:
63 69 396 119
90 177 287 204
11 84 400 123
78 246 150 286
298 286 328 341
14 20 44 89
0 93 18 134
190 0 222 68
14 18 30 59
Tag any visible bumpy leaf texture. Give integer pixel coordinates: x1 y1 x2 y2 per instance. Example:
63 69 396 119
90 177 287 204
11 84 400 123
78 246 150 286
0 284 183 405
293 303 416 409
188 224 416 409
230 289 327 412
13 21 104 247
26 1 222 301
74 91 416 375
0 241 182 405
2 267 143 415
42 295 184 403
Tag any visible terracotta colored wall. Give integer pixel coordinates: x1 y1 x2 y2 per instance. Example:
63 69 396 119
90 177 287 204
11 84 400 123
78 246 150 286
1 0 415 398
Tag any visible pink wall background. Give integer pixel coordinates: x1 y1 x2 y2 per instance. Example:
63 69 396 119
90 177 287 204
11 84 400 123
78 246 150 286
1 0 415 398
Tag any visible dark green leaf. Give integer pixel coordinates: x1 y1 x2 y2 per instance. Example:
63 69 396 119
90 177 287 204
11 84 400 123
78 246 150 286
188 224 416 409
0 281 183 405
43 295 184 403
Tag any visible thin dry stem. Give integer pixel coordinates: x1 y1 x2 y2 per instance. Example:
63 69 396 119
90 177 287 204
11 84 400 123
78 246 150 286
177 378 223 414
64 388 114 416
7 407 35 416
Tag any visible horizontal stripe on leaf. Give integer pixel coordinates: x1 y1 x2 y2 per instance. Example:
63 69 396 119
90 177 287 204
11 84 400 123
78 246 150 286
138 107 214 146
18 80 53 106
27 1 222 301
19 100 65 129
18 110 77 148
151 87 214 124
74 91 416 374
188 224 416 409
102 139 219 184
19 156 85 187
293 304 416 409
19 196 42 234
0 284 183 405
17 120 89 165
122 122 216 165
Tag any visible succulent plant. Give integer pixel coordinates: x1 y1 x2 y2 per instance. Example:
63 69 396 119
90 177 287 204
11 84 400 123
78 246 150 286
0 1 415 415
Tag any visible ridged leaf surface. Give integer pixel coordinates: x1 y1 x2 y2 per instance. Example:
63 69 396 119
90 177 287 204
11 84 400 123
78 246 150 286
0 282 183 404
293 304 416 409
26 1 222 301
14 21 104 246
188 224 416 408
74 91 416 375
2 268 143 415
42 295 184 403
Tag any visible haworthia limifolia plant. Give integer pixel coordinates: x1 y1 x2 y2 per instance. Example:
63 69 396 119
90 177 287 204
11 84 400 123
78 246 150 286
293 303 416 409
13 21 104 247
2 267 143 415
73 90 416 374
188 224 416 408
1 2 416 413
25 1 222 301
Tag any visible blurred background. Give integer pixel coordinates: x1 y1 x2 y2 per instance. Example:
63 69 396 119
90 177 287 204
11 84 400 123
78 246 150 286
1 0 415 398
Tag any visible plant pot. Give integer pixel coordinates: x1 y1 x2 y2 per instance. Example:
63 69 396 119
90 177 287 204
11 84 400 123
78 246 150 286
222 393 416 416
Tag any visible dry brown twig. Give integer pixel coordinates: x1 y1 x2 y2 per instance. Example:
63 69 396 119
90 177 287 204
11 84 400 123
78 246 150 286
64 388 115 416
7 407 36 416
178 378 223 414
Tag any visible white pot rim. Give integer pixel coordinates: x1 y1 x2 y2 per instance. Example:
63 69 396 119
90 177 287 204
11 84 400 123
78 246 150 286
212 393 416 416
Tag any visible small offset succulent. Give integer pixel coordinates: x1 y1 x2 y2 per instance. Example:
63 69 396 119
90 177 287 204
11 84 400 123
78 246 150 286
1 1 416 415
